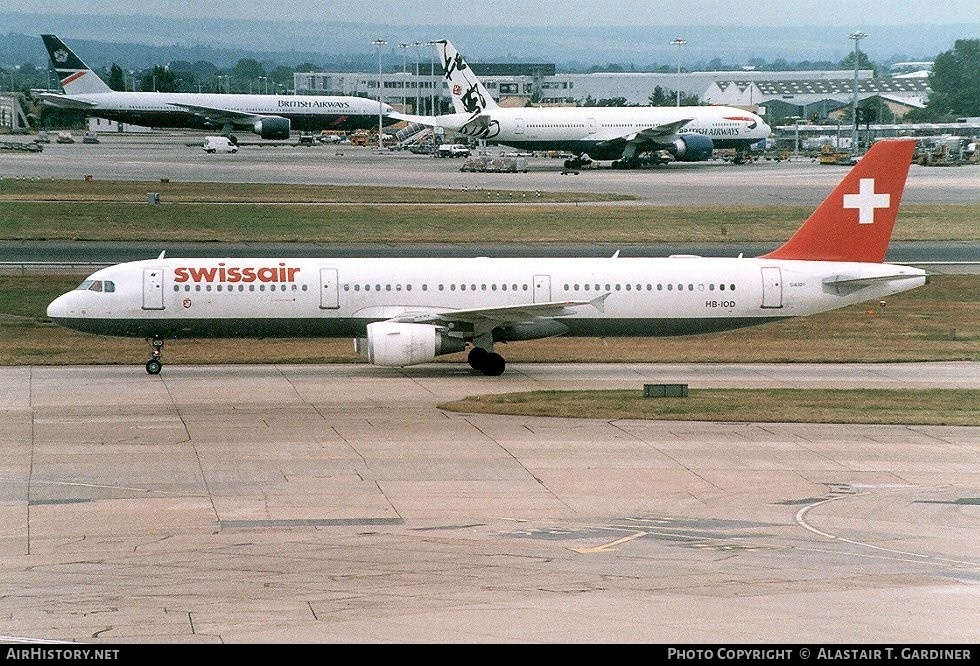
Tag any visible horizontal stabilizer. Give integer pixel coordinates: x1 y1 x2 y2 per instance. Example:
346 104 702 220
822 271 924 295
37 92 96 109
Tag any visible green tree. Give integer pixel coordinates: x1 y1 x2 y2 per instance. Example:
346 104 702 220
649 86 701 107
108 63 126 91
839 49 877 76
233 58 266 80
596 96 628 107
648 86 672 106
912 38 980 120
140 65 177 92
269 65 295 93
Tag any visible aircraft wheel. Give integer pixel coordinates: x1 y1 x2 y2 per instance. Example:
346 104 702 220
481 352 506 376
467 346 489 370
145 359 162 375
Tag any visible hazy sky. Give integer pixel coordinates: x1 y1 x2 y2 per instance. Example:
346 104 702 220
5 0 979 27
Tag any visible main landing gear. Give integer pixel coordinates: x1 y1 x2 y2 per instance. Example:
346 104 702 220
563 155 593 169
145 335 164 375
467 346 506 376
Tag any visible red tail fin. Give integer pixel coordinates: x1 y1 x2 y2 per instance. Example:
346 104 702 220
761 139 917 263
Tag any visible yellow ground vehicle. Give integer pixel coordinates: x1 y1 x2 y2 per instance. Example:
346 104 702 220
350 130 375 147
819 144 855 165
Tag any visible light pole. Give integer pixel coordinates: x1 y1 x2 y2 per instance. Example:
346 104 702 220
372 39 387 150
670 38 686 106
413 41 423 114
259 76 267 94
398 43 410 108
427 41 438 115
849 31 867 155
792 117 802 158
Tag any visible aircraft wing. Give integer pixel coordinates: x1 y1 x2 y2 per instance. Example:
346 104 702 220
391 294 609 333
169 102 274 125
37 92 96 110
597 117 693 147
388 111 436 125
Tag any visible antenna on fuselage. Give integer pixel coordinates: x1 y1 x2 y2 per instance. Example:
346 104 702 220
157 250 166 259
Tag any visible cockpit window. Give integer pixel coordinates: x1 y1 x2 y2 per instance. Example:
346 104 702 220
74 280 114 293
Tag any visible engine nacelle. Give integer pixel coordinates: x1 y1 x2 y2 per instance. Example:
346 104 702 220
668 133 714 162
356 321 466 367
252 116 291 140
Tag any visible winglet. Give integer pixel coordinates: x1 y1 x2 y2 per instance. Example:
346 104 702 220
760 139 917 263
589 292 611 313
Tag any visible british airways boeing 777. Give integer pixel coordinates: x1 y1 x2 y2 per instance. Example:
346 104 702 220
40 34 397 140
393 40 772 168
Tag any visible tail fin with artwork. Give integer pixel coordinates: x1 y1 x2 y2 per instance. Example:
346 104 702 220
435 39 499 115
42 34 112 95
761 139 917 263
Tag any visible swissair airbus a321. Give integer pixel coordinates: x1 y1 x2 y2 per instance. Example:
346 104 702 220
39 35 397 140
394 40 771 168
47 139 926 377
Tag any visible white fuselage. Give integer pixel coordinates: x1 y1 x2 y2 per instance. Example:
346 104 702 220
43 91 395 133
436 105 771 158
47 255 926 342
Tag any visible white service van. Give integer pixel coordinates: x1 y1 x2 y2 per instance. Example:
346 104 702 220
202 136 238 153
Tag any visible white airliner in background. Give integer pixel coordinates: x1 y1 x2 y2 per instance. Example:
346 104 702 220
39 34 398 140
396 40 771 168
47 140 925 377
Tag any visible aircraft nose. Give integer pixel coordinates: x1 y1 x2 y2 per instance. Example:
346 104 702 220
46 292 71 319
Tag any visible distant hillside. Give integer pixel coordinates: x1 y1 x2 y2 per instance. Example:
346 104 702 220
2 11 976 71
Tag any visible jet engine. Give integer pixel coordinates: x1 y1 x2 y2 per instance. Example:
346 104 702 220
252 116 291 140
356 321 467 367
667 134 714 162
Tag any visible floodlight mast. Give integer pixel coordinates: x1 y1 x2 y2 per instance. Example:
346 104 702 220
372 39 387 150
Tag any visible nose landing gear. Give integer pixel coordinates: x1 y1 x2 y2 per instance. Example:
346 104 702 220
145 335 164 374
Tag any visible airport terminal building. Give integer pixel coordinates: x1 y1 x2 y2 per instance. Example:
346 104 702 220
292 62 886 117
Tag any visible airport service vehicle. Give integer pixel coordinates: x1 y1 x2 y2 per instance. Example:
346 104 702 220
202 136 238 153
47 140 926 377
39 35 398 140
436 143 471 158
393 40 771 169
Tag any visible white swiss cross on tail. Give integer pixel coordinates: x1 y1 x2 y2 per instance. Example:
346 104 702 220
843 178 890 224
760 139 917 263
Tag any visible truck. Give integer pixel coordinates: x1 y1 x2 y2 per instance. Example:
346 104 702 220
202 136 238 153
350 130 375 147
436 143 471 158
